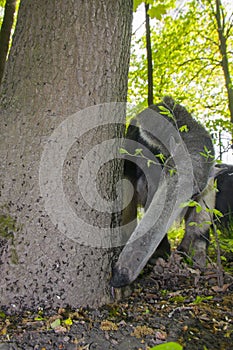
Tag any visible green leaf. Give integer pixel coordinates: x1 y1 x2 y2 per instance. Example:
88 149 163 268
147 159 153 167
200 146 215 160
212 208 223 218
158 105 175 121
150 342 183 350
34 316 44 321
155 153 166 163
143 308 150 314
63 317 73 326
148 4 168 20
193 295 213 304
195 203 202 213
133 0 144 12
202 221 212 226
180 201 192 208
0 0 6 8
169 168 176 176
180 200 202 211
0 310 6 318
134 148 143 155
119 148 129 155
188 221 198 227
50 318 61 329
179 125 189 133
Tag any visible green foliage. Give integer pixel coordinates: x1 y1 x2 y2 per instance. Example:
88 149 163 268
0 213 20 264
134 148 144 156
133 0 175 15
119 146 160 167
129 0 233 149
133 0 144 12
180 200 203 213
168 168 176 176
179 125 189 133
0 310 6 319
148 4 168 20
158 105 175 120
168 221 184 248
169 295 186 303
200 145 215 161
209 221 233 268
149 342 183 350
193 295 213 304
0 214 17 239
63 317 73 326
212 208 224 221
220 237 233 257
0 0 6 27
119 147 130 155
155 153 166 163
50 318 61 329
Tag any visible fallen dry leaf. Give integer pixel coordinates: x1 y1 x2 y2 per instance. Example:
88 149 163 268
100 320 118 331
131 325 154 338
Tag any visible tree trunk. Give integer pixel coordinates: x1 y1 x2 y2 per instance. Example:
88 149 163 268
0 0 17 86
145 3 153 106
215 0 233 125
0 0 133 312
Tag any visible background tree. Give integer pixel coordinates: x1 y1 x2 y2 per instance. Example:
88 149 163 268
0 0 133 311
145 2 153 105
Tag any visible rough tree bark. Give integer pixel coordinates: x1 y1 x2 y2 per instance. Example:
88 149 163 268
0 0 133 312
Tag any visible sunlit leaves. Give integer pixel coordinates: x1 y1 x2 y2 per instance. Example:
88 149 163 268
149 342 183 350
179 124 189 132
0 0 6 8
148 4 169 20
133 0 144 12
200 145 215 160
129 0 233 145
133 0 176 18
158 105 175 120
180 200 203 213
155 152 166 163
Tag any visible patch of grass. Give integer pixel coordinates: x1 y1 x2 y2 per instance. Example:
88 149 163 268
0 213 19 264
167 221 185 249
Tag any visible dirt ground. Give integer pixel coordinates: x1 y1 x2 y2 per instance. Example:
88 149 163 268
0 253 233 350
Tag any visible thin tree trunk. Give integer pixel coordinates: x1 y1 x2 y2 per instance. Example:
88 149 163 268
215 0 233 127
145 3 153 106
0 0 133 312
0 0 16 86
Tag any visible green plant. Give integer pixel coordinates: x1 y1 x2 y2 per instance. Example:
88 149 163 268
167 221 185 248
0 213 19 264
150 342 183 350
193 295 213 304
0 214 17 240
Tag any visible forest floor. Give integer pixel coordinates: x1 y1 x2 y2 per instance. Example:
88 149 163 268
0 253 233 350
